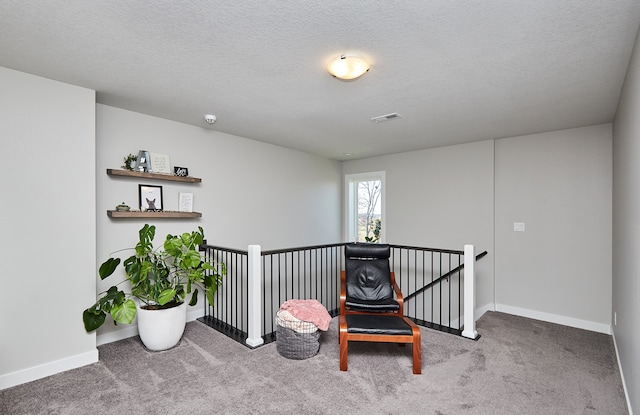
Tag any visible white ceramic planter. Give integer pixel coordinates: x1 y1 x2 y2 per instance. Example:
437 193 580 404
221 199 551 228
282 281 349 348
136 301 187 351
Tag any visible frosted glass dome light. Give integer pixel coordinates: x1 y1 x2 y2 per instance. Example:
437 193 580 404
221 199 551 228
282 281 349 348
327 55 370 80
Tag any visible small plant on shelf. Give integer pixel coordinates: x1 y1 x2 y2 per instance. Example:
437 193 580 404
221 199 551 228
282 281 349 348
121 153 137 171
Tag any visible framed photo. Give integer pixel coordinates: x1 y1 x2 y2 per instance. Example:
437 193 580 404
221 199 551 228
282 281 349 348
178 192 193 212
149 153 171 174
139 184 163 211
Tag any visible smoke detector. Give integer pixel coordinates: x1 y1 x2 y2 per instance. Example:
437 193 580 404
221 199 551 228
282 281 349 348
204 114 217 124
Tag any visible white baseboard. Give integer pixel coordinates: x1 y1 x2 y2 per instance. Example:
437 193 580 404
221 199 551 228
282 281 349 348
96 325 139 346
0 350 98 391
495 303 611 334
2 308 207 390
612 331 634 415
448 302 495 331
475 302 495 320
96 307 205 346
186 307 205 322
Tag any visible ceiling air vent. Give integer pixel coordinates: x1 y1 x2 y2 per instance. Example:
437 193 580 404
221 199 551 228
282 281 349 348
371 113 401 123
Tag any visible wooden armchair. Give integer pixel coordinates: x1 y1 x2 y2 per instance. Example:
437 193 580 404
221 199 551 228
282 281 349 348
339 243 421 374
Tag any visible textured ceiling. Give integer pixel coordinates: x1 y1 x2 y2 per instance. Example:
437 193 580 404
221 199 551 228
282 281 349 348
1 1 639 160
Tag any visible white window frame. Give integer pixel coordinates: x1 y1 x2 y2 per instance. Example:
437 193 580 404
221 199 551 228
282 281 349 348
344 171 386 243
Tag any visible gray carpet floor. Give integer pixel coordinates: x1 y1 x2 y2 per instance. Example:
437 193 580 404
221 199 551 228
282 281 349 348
0 311 628 414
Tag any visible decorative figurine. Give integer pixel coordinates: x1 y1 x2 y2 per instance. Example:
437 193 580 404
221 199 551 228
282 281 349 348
135 150 151 172
115 202 130 212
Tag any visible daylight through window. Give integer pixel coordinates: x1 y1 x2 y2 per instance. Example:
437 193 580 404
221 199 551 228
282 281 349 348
345 172 385 243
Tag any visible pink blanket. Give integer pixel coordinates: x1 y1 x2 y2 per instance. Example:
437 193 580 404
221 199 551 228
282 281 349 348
279 299 331 331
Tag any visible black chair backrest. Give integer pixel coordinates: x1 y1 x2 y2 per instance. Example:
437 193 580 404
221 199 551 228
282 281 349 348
344 243 393 302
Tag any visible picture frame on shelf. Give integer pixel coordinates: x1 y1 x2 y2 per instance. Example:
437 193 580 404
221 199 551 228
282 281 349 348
139 184 163 211
149 153 171 174
178 192 193 212
174 166 189 177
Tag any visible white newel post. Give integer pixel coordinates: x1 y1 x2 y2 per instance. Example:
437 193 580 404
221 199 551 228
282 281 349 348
245 245 264 347
462 244 479 340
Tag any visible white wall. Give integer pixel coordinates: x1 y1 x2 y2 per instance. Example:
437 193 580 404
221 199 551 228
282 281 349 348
612 24 640 414
0 67 97 389
495 125 612 333
344 126 613 334
343 140 495 313
96 104 342 343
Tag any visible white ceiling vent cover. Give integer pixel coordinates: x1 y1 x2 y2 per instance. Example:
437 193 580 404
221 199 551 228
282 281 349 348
371 113 401 123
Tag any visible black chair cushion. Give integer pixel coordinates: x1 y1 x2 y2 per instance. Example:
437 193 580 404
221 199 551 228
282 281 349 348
346 314 413 335
345 244 397 310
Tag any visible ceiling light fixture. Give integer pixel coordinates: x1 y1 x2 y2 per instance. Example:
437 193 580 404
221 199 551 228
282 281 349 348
327 55 370 80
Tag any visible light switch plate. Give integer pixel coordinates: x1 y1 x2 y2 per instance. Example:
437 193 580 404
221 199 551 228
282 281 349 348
514 222 525 232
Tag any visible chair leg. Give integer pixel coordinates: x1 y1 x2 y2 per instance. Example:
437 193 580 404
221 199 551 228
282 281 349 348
412 327 422 374
339 316 348 371
339 330 348 371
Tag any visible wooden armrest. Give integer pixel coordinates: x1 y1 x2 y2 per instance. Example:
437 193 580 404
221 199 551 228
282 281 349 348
390 271 404 315
340 270 347 315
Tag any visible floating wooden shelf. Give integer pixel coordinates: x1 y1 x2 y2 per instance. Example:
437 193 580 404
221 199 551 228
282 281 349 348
107 210 202 219
106 168 202 183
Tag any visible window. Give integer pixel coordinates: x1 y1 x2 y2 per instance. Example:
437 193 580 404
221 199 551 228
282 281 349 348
345 172 385 243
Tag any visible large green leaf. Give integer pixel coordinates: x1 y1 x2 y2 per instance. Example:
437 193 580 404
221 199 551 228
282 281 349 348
182 250 202 268
83 309 106 332
135 224 155 256
204 273 222 289
125 260 143 283
196 227 205 244
110 299 137 325
98 258 121 280
163 234 182 257
188 288 199 306
157 288 177 305
206 285 218 306
91 286 126 314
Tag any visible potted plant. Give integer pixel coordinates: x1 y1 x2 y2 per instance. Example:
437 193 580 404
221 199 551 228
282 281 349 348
82 224 225 350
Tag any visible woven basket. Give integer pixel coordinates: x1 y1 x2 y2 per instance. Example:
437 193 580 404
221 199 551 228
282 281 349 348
276 324 320 360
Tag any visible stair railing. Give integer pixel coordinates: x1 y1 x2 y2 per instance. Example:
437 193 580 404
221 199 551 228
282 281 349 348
199 242 485 347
